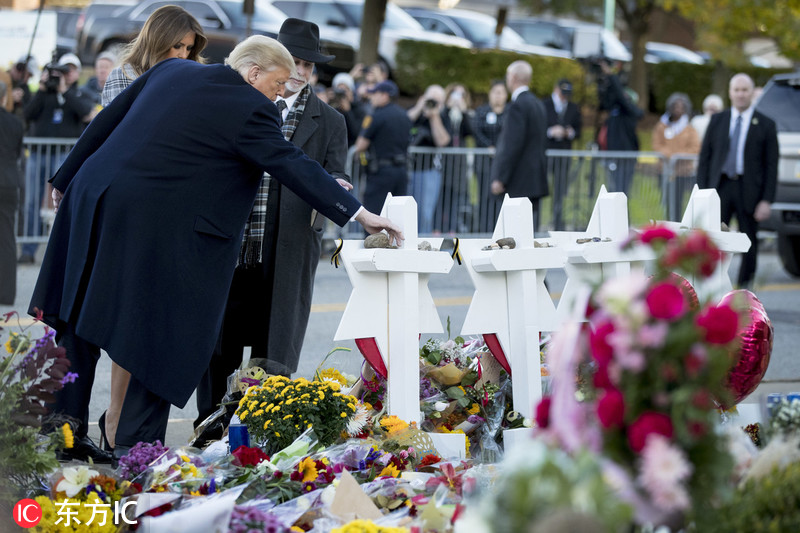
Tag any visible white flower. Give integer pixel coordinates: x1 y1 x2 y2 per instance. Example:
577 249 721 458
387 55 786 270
596 270 649 314
441 339 456 351
320 485 336 506
56 465 99 497
345 402 371 436
434 401 450 412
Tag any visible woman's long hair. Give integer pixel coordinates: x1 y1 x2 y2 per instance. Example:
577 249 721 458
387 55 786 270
120 5 207 77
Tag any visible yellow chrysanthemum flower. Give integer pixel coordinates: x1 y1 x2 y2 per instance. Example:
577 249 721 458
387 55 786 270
61 423 74 449
467 403 480 415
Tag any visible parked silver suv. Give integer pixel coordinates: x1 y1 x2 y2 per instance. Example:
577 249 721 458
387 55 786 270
755 72 800 276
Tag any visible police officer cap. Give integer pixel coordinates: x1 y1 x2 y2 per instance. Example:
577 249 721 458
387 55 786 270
368 80 398 97
558 79 573 93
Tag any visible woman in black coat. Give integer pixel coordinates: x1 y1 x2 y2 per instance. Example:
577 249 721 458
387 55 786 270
30 36 402 456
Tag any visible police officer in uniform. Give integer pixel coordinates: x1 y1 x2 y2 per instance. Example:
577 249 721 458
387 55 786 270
354 80 412 214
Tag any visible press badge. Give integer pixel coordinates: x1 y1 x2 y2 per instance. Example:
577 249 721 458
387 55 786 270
52 108 64 124
486 111 497 125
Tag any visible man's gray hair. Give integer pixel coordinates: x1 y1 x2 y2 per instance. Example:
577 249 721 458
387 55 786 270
226 35 296 78
507 60 532 85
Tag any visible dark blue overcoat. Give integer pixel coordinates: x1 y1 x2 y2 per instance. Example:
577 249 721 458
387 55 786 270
29 59 360 407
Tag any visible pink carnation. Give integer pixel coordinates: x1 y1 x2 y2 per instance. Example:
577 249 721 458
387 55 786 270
696 304 739 344
627 412 674 453
646 282 687 321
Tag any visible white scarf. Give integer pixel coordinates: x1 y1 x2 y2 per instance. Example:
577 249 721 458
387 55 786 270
660 113 689 140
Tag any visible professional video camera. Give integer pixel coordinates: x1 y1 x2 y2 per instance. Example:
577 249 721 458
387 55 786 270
43 62 70 93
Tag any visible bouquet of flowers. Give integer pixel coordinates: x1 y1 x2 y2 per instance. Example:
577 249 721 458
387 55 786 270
0 311 75 508
536 226 741 527
32 465 137 533
236 375 358 453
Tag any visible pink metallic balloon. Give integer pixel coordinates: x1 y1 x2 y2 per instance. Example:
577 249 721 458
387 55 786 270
719 290 773 405
667 272 699 311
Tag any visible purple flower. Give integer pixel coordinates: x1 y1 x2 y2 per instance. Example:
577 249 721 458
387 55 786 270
118 440 169 481
60 372 79 385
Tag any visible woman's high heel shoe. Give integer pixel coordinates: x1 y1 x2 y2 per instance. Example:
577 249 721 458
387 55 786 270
98 411 114 452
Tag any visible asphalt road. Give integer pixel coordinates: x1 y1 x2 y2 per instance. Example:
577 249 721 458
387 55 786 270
4 236 800 449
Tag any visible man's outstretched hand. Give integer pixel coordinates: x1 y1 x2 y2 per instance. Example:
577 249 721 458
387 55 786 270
355 210 405 247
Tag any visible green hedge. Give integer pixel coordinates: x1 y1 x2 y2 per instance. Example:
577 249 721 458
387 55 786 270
648 61 794 114
394 40 588 103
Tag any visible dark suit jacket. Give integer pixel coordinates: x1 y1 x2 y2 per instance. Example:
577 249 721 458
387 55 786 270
696 108 778 214
253 90 349 374
490 89 549 199
29 59 361 407
543 95 582 150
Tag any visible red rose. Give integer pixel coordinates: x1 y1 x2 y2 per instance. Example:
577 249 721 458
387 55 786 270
627 412 674 452
646 282 687 320
640 225 676 244
691 389 713 410
696 304 739 344
589 321 615 366
232 445 269 467
597 388 625 428
535 396 551 429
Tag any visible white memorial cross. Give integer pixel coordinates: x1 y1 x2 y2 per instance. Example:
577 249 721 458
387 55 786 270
550 185 653 323
459 195 565 450
334 195 466 457
657 185 751 301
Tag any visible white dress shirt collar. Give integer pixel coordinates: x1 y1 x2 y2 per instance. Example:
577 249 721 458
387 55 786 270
511 86 529 102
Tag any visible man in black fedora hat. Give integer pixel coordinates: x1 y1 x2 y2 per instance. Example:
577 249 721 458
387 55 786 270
194 18 352 436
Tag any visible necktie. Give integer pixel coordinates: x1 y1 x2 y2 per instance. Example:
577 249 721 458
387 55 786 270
723 115 742 177
275 99 287 125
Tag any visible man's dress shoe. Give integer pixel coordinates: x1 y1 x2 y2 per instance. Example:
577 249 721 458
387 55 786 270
57 435 114 464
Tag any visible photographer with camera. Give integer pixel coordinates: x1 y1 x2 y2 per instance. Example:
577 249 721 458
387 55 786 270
5 56 37 124
327 72 366 147
19 53 94 264
595 59 643 195
407 84 451 234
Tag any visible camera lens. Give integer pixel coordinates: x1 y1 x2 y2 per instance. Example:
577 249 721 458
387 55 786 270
424 99 437 108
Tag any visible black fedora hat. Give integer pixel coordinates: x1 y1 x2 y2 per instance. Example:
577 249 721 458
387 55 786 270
278 18 335 64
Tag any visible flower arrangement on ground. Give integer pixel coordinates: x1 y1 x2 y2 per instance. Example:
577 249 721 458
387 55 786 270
0 311 75 509
454 439 633 533
236 375 358 454
32 464 137 533
536 226 742 527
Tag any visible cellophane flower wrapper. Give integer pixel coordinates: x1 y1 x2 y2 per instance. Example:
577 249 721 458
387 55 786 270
268 485 328 528
142 446 214 493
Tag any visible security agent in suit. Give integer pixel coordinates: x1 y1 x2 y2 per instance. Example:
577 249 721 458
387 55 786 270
195 19 351 428
544 79 582 230
0 81 24 305
697 73 778 288
29 37 403 456
354 80 412 216
491 60 549 231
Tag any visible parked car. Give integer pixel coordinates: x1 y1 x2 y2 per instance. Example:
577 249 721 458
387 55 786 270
270 0 472 72
404 8 571 59
509 17 630 62
754 72 800 276
626 41 705 65
75 0 355 80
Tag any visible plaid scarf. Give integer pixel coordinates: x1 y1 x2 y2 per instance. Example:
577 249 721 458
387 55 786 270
238 86 311 267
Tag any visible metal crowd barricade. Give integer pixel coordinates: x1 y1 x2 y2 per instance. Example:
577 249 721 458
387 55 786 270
17 140 678 245
662 154 700 221
17 137 78 246
333 146 672 240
